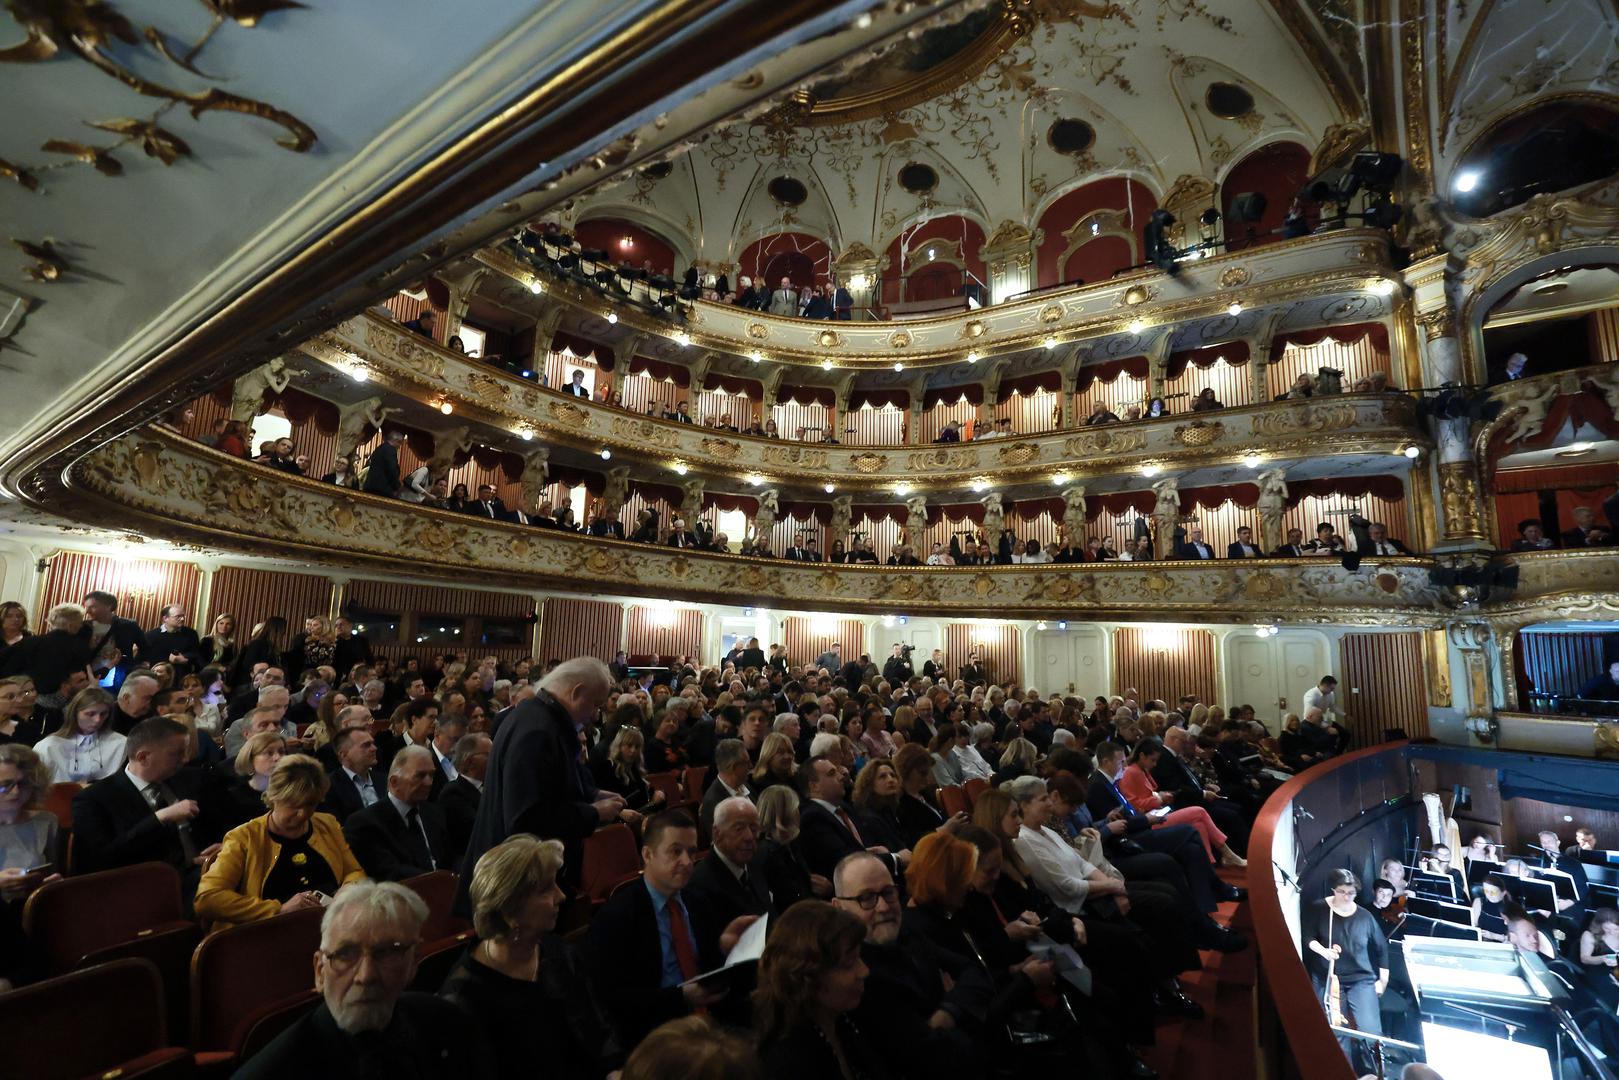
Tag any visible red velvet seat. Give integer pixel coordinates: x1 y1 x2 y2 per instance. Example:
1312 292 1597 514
963 777 989 807
235 990 321 1064
190 906 324 1068
580 823 641 904
682 764 709 804
4 958 192 1079
24 861 187 973
938 785 970 818
401 869 468 940
647 770 687 809
42 780 80 869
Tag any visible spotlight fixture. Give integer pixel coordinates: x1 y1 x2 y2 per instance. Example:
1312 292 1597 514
675 332 691 347
348 367 369 383
1141 464 1161 477
606 312 618 324
1052 472 1070 485
1453 169 1481 194
673 463 688 475
821 359 834 370
895 483 912 496
439 401 454 415
519 429 533 441
927 247 936 259
1057 620 1069 630
1128 319 1145 334
1037 621 1048 631
1044 336 1058 350
1227 302 1243 316
749 351 763 363
970 479 988 493
966 351 979 363
600 448 612 460
893 362 905 372
824 483 836 493
855 11 872 28
1402 444 1421 459
1243 452 1261 468
528 280 544 295
1369 278 1397 297
746 474 764 486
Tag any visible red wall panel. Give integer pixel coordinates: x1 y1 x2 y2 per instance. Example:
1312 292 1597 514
39 552 201 634
539 597 623 664
1112 627 1217 710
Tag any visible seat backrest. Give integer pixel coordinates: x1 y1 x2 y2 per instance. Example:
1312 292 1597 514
580 823 642 903
963 777 989 806
682 765 709 803
402 869 460 941
43 781 82 832
4 958 171 1078
236 990 321 1063
23 861 185 973
938 785 969 818
647 771 684 806
191 906 325 1052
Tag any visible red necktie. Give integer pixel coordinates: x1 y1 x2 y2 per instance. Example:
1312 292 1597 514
837 807 865 846
665 894 701 981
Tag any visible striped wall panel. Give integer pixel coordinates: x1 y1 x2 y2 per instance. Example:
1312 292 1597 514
1340 631 1429 744
770 401 831 441
770 515 827 556
618 373 684 417
696 389 757 430
845 405 907 446
995 390 1062 435
1163 359 1253 410
382 295 444 341
1267 335 1392 397
205 567 333 641
1074 372 1150 420
945 623 1022 686
370 642 530 669
619 491 676 539
178 392 232 442
1519 632 1610 696
1590 307 1619 365
918 398 977 442
39 552 201 633
625 606 703 663
539 598 623 663
545 350 600 392
346 579 534 620
1283 492 1409 550
1111 627 1217 709
783 617 867 669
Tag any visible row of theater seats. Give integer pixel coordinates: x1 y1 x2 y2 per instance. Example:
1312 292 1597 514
11 862 470 1079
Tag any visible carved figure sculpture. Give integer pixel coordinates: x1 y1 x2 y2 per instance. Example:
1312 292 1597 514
830 495 852 546
230 357 290 421
1256 468 1288 553
751 488 780 542
679 479 704 526
1060 485 1087 544
335 396 400 459
1150 477 1180 553
519 447 551 512
981 492 1005 553
904 496 929 543
426 424 476 478
600 466 630 519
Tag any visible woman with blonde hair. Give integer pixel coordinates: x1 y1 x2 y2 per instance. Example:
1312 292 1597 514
199 613 237 671
34 686 123 783
755 785 827 909
305 686 351 754
0 601 27 650
590 726 665 818
285 614 337 684
748 732 798 795
224 731 287 827
998 736 1038 776
439 835 622 1078
194 753 364 931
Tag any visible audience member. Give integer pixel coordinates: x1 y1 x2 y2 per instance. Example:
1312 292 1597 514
342 745 451 880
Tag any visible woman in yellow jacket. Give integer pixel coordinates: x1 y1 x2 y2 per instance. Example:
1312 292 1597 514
195 753 365 931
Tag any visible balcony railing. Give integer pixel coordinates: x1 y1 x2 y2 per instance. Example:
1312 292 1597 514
304 312 1426 489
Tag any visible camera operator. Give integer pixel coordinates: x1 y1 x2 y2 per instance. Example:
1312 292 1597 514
882 643 914 685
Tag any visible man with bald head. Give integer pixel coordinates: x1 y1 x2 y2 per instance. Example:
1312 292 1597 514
685 796 770 924
456 657 624 912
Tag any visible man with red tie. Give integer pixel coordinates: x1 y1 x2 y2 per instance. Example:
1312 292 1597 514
795 756 905 881
587 809 758 1048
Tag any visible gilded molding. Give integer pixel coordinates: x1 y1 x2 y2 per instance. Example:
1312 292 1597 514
1437 460 1487 541
66 427 1458 622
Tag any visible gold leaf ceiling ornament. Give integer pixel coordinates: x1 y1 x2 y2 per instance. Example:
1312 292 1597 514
14 238 68 282
201 0 309 28
40 138 121 175
85 117 191 165
0 156 39 190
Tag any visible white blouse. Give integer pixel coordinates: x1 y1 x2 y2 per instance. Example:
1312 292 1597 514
35 731 127 784
1014 823 1099 915
950 744 995 780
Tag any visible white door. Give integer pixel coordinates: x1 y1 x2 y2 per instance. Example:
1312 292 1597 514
1224 630 1329 716
1030 626 1105 698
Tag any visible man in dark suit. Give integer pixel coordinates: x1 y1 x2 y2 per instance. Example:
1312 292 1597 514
1153 729 1249 856
785 532 811 561
1562 505 1615 548
72 717 220 893
322 723 386 823
401 310 438 339
456 659 624 911
588 514 625 538
80 589 144 688
1227 526 1263 559
1361 521 1412 556
685 797 771 926
362 428 405 497
697 739 751 843
143 604 203 678
670 400 694 424
331 616 373 678
342 746 451 881
587 810 756 1049
1272 527 1308 558
796 758 901 881
234 880 492 1080
665 518 698 548
1173 525 1217 559
561 370 590 397
436 733 489 866
465 484 506 521
423 713 467 802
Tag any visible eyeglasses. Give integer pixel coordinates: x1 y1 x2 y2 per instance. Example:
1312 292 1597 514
320 940 416 973
836 886 899 911
0 779 30 796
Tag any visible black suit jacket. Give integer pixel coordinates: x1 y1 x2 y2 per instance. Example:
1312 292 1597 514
1272 543 1307 557
362 441 401 495
72 768 217 875
562 383 589 397
466 498 507 520
234 995 492 1080
1227 542 1262 558
80 616 144 682
587 880 726 1048
1084 768 1140 824
143 627 203 675
1363 537 1412 555
435 775 482 864
342 798 451 881
686 852 771 928
798 800 898 880
1151 748 1205 803
1175 538 1217 559
320 765 387 823
457 692 600 909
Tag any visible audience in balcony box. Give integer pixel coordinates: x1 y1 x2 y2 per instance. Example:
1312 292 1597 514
1277 372 1314 401
1562 505 1614 548
1360 521 1411 556
443 482 470 513
935 420 963 443
802 285 834 320
1172 525 1217 560
402 309 438 339
1145 397 1170 419
1305 522 1345 554
762 419 781 438
1085 402 1120 425
1191 387 1223 412
323 452 360 488
1273 527 1308 557
562 370 590 398
362 428 405 498
1227 526 1263 558
768 277 800 317
1511 518 1556 551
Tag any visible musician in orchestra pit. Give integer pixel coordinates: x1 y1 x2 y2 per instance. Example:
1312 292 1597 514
1378 858 1410 899
1536 829 1590 916
1368 878 1402 936
1577 660 1619 702
1419 844 1467 902
1304 868 1387 1072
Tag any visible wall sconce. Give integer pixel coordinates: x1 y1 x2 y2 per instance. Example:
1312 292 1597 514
1144 627 1177 652
620 236 634 250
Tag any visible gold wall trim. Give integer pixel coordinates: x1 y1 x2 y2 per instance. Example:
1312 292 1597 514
62 426 1455 623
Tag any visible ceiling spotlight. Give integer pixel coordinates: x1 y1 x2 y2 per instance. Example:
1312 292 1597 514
675 332 691 347
1227 302 1242 316
747 474 765 486
1242 452 1261 468
895 483 912 496
349 367 369 382
606 312 618 324
439 401 454 415
893 362 905 372
821 359 834 370
882 615 896 628
1052 472 1070 485
1037 621 1048 631
966 351 979 364
970 479 988 493
1141 464 1161 477
1044 336 1058 350
927 247 936 259
749 350 762 363
1057 620 1069 630
600 448 612 460
1370 278 1397 297
528 280 544 295
673 463 688 475
824 483 836 493
1402 444 1422 459
855 11 872 29
1128 319 1145 334
519 429 533 441
1453 169 1481 194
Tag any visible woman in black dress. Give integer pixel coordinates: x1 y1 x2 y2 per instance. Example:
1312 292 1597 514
1304 868 1387 1071
891 743 947 848
446 483 471 513
232 616 286 686
440 835 623 1079
589 727 666 815
754 786 828 914
849 759 907 856
755 900 886 1080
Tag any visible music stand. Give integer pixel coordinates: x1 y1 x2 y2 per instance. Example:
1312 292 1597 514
1407 896 1474 927
1466 859 1502 888
1511 877 1559 915
1412 871 1459 902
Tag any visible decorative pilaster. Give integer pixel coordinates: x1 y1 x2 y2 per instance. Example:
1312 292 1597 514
834 243 884 321
1145 330 1174 402
979 220 1041 305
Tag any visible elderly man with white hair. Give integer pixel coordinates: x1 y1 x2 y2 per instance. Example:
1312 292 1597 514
686 796 771 925
455 657 624 913
234 881 492 1078
342 745 451 881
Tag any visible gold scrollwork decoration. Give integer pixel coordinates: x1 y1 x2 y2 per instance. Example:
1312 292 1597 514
1249 405 1358 437
1173 420 1224 446
761 445 828 469
700 438 742 461
746 322 769 340
996 442 1039 466
959 319 987 340
906 448 976 471
1038 303 1064 325
551 400 597 430
1062 429 1146 456
816 329 842 348
851 453 889 473
889 329 913 349
1218 266 1251 288
466 372 511 404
